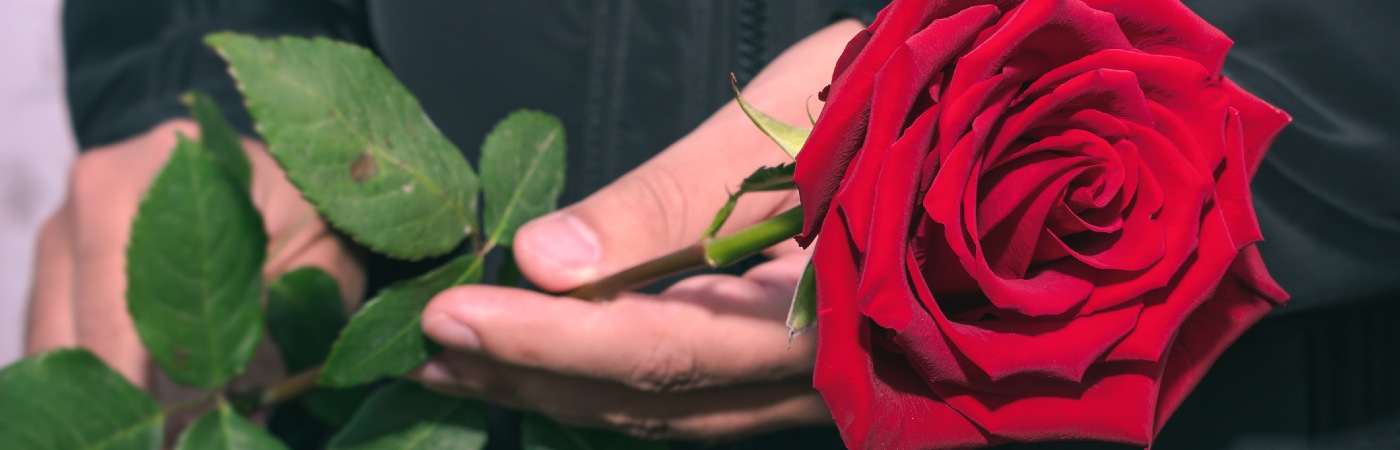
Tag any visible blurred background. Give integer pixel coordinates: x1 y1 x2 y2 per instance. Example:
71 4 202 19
0 0 73 366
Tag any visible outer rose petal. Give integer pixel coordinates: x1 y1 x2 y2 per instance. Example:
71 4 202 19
812 208 994 450
854 109 941 331
835 7 1000 254
930 362 1159 446
1216 110 1266 249
795 0 945 246
1080 0 1234 75
1153 246 1282 434
1222 78 1292 177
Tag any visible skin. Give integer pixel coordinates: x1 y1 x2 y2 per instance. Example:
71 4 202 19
27 19 865 440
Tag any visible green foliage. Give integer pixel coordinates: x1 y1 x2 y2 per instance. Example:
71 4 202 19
702 163 796 238
126 134 266 389
480 110 567 247
0 349 163 450
328 381 488 450
265 267 371 426
267 267 348 373
182 91 252 188
786 258 818 342
522 414 668 450
174 402 289 450
730 74 810 159
321 255 483 388
208 33 480 260
738 163 798 192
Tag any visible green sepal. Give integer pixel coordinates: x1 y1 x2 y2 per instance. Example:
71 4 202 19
730 74 810 159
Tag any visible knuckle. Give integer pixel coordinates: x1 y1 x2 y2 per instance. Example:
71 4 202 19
620 165 694 243
624 332 700 393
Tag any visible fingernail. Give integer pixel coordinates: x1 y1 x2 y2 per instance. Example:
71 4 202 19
521 212 601 271
423 312 481 350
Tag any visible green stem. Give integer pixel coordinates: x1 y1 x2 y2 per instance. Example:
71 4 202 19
163 392 217 416
257 367 322 408
566 244 707 300
211 367 324 416
566 206 804 300
702 206 804 267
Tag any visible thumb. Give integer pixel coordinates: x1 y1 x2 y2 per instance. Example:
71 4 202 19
509 21 858 292
512 127 797 292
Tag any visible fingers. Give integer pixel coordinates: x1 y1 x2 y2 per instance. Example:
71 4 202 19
422 281 815 393
25 206 77 354
415 352 830 441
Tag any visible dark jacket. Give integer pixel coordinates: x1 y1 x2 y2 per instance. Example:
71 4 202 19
64 0 1400 448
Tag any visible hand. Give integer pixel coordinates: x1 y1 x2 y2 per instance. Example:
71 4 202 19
412 20 866 440
25 120 364 395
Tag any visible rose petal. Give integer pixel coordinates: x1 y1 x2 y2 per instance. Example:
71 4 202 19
836 6 1002 253
1152 248 1279 435
1024 50 1235 181
1215 110 1265 249
812 207 995 450
1083 120 1208 314
976 151 1091 277
796 0 964 245
929 81 1101 317
931 361 1159 446
991 68 1157 169
1080 0 1234 75
1105 205 1238 362
855 109 942 330
905 251 1140 383
1227 245 1289 305
1222 78 1292 178
946 0 1134 107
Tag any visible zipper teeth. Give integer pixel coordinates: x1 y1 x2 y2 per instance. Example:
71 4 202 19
735 0 769 86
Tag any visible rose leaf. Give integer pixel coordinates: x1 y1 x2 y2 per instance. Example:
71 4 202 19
320 255 482 388
0 350 164 450
480 110 567 248
174 402 289 450
266 267 372 426
182 91 252 189
127 133 266 389
206 33 480 260
328 381 488 450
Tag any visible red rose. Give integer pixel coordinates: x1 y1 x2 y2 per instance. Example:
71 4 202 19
794 0 1291 447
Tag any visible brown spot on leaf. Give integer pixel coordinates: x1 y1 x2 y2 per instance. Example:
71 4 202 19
350 152 378 183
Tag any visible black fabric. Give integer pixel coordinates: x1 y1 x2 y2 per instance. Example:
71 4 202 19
832 0 891 24
63 0 371 149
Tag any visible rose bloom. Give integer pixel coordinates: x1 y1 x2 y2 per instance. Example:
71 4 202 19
793 0 1291 448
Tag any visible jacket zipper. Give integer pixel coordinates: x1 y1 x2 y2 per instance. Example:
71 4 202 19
735 0 769 86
